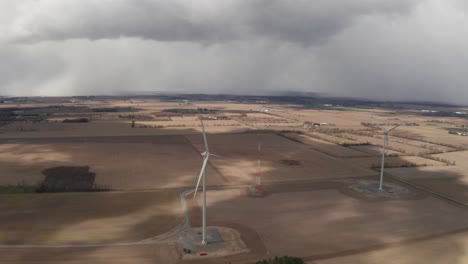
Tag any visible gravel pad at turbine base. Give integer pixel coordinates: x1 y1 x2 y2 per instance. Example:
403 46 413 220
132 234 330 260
338 179 418 200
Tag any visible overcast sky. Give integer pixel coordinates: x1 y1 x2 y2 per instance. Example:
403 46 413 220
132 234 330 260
0 0 467 103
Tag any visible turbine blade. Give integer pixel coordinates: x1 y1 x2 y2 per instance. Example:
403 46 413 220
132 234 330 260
210 153 223 158
200 118 209 153
388 125 400 133
376 124 387 132
384 135 389 155
193 157 209 200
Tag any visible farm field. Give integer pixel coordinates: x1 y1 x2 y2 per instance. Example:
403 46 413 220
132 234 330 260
267 108 374 129
387 135 456 153
348 144 403 156
431 151 468 169
0 97 467 263
185 132 310 149
0 190 182 244
384 149 468 205
190 181 468 261
186 133 375 184
339 133 431 155
136 119 244 129
347 156 447 169
281 133 369 158
0 121 194 138
0 136 224 189
307 131 360 145
315 231 468 264
0 244 181 264
386 166 468 204
393 126 468 149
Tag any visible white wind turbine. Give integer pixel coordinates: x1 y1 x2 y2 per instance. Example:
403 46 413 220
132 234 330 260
376 124 400 190
254 124 267 188
192 117 221 245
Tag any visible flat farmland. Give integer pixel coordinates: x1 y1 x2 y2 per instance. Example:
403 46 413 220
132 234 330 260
315 231 468 264
193 103 276 111
0 121 206 138
386 166 468 204
308 132 360 145
393 126 468 149
348 156 447 169
0 244 181 264
431 151 468 169
185 132 309 149
340 133 430 155
2 98 468 264
191 183 468 260
136 119 244 129
348 144 403 156
281 133 370 158
230 112 304 127
273 108 389 129
186 133 375 184
231 112 290 123
0 135 224 189
0 190 182 244
387 135 456 153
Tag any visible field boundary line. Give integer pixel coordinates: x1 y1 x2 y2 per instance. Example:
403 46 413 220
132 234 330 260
385 173 468 207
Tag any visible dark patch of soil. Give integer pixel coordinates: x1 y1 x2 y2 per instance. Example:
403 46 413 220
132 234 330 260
280 159 301 166
37 166 103 193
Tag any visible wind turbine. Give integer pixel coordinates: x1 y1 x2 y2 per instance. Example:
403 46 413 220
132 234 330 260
254 124 267 188
192 117 221 245
256 128 262 187
376 124 400 190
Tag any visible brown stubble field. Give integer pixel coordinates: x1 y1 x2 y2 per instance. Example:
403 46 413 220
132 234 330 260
185 133 376 184
1 244 181 264
0 136 224 189
314 231 468 264
188 181 468 263
0 190 182 244
1 98 468 263
385 150 468 204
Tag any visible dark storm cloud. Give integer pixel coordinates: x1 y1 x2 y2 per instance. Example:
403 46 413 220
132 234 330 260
1 0 468 104
8 0 417 45
235 0 418 45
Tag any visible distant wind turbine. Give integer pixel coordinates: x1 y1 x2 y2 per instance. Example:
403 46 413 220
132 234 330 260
254 124 267 188
376 124 400 190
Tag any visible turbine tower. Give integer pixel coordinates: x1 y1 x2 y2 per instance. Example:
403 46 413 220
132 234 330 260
193 117 220 244
376 124 400 190
256 126 262 187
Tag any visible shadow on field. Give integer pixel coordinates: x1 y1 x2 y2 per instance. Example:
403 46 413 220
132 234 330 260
37 166 101 192
186 179 468 264
0 129 467 263
0 128 202 258
183 132 468 264
1 244 181 264
384 167 468 205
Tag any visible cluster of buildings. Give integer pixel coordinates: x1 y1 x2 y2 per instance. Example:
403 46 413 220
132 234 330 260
303 121 334 129
205 115 230 120
250 108 271 113
449 130 468 136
